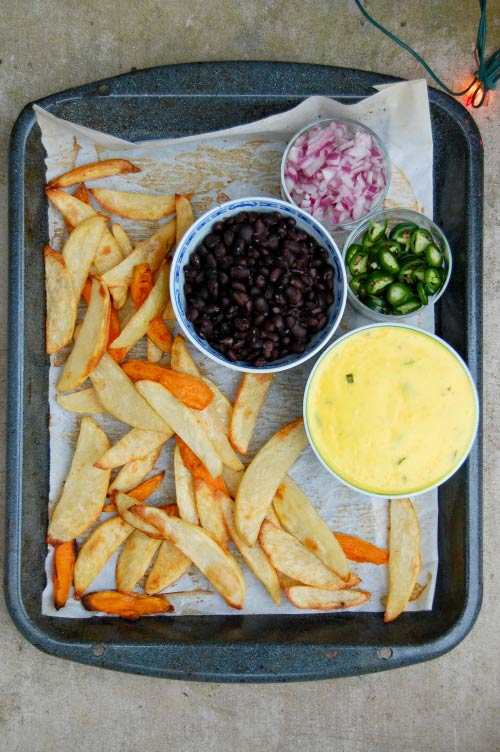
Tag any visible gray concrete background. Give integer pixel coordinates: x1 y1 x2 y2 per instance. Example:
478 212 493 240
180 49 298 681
1 1 499 750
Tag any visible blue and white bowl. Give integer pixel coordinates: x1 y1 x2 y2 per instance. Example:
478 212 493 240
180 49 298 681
170 197 347 373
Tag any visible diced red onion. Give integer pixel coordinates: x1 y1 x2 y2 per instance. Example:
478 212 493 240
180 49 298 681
284 120 388 225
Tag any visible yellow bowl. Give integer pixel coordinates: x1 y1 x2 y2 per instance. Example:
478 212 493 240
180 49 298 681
304 324 479 498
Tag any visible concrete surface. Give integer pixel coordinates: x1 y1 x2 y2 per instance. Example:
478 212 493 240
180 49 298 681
1 1 499 750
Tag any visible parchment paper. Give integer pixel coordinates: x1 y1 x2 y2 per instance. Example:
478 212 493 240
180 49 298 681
36 79 438 617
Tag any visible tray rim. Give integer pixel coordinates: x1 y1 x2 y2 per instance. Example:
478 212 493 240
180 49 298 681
5 61 483 681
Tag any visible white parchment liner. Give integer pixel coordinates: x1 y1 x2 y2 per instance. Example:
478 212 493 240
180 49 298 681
35 79 438 617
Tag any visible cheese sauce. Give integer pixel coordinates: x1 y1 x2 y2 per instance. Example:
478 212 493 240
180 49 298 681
306 326 478 496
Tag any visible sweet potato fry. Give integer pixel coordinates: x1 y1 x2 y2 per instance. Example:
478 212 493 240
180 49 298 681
122 360 213 410
53 540 77 610
130 264 173 353
81 590 173 619
334 532 389 565
47 159 140 189
102 472 166 512
90 188 176 221
176 437 228 494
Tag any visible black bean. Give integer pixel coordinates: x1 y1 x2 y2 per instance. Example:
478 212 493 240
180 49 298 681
204 233 219 249
187 307 199 322
230 266 250 280
269 267 282 283
233 239 245 256
254 314 265 326
291 323 307 340
255 274 267 288
232 291 250 307
226 349 238 362
286 286 302 305
213 221 224 233
234 317 250 331
214 242 226 259
219 271 229 286
272 314 285 332
232 282 247 293
208 279 219 299
254 297 269 314
223 229 234 247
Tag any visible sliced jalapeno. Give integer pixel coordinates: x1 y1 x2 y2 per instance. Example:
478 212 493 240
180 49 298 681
348 250 370 276
424 242 443 268
378 248 400 275
366 218 388 244
349 273 369 298
417 281 428 306
365 271 394 295
389 222 418 249
413 264 426 283
345 243 363 265
424 267 443 294
364 294 389 313
386 282 411 307
410 227 433 255
393 296 422 315
398 259 423 285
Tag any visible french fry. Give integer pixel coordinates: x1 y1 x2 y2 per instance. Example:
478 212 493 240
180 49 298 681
90 188 176 221
102 471 166 512
58 277 111 392
175 194 194 244
130 263 173 353
272 477 349 580
101 219 176 307
62 215 107 303
122 360 214 410
112 223 133 256
109 447 163 495
235 418 308 546
90 353 172 432
81 278 127 363
44 247 77 353
230 373 274 455
221 494 282 605
82 590 173 619
144 541 191 595
163 299 175 321
73 515 133 599
334 532 389 565
135 380 222 479
220 466 244 498
265 505 281 528
173 444 199 524
196 406 244 471
259 521 360 591
285 586 371 611
56 387 106 414
93 227 124 275
47 418 111 545
277 571 300 589
194 479 229 549
130 505 246 609
201 377 232 434
47 159 140 189
96 428 171 470
73 183 92 205
45 187 104 230
53 540 77 610
170 333 199 376
385 498 421 623
147 337 163 362
109 261 170 351
113 492 164 539
176 437 228 494
116 530 161 594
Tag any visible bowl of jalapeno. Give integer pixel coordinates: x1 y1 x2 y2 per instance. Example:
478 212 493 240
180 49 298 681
342 209 452 321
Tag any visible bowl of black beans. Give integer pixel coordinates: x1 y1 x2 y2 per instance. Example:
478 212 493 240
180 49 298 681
170 197 347 372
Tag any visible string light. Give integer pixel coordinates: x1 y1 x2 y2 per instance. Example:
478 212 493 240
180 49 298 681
354 0 499 108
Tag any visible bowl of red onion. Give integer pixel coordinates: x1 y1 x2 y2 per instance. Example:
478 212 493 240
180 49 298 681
281 117 391 232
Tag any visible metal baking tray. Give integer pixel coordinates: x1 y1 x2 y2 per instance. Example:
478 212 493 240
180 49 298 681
6 62 483 681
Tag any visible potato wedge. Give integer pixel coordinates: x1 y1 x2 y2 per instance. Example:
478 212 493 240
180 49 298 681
45 187 103 229
170 333 199 376
176 438 228 494
112 223 133 256
286 586 371 611
62 215 107 302
122 360 213 410
235 418 308 545
131 505 246 609
96 427 171 470
116 529 161 594
53 540 77 610
272 477 349 580
221 494 281 605
47 418 111 545
109 261 169 351
385 498 421 623
73 515 133 598
175 194 195 244
58 277 111 392
259 521 360 591
113 492 163 538
93 226 124 275
56 387 106 414
44 246 77 354
73 183 92 205
81 279 127 363
173 443 198 524
230 373 274 455
147 337 163 362
90 188 176 220
144 541 191 595
194 479 229 549
201 377 232 434
48 159 140 189
196 404 244 471
109 447 163 495
89 353 172 432
135 380 222 479
334 532 389 565
82 590 173 619
101 219 176 306
102 472 165 512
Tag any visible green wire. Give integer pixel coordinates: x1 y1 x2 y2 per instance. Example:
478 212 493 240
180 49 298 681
354 0 500 107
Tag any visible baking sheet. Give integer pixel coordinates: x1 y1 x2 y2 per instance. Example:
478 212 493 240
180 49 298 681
36 79 438 617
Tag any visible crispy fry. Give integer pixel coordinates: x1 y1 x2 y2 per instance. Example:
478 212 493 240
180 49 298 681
334 532 389 565
96 428 170 470
47 418 111 545
82 590 173 619
385 498 421 622
73 183 92 205
116 529 162 593
144 541 191 595
53 540 77 610
112 223 133 256
230 373 274 455
173 444 198 524
175 194 195 244
44 246 77 354
130 263 173 353
47 159 140 189
122 360 214 410
285 586 371 611
194 479 229 549
109 447 163 495
90 188 176 221
56 387 106 415
45 187 104 230
73 516 133 598
235 418 308 546
147 317 173 353
62 215 107 303
176 437 228 494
